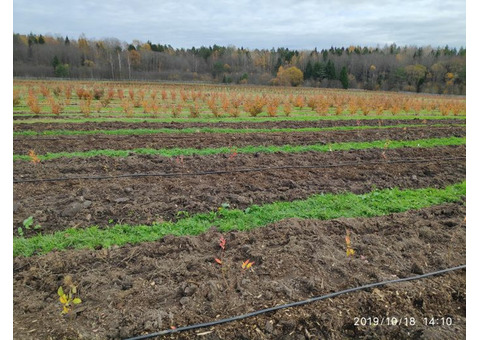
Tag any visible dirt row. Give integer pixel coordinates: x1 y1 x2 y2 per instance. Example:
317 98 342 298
13 126 466 155
13 118 465 132
13 145 466 235
13 202 466 339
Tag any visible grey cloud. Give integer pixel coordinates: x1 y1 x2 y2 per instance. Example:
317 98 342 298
13 0 466 49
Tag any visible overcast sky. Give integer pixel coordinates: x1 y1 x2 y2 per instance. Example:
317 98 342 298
13 0 466 50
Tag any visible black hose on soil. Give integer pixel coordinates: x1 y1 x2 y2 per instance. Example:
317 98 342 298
13 156 465 184
124 264 466 340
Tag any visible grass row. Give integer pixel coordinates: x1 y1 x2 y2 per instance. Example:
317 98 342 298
13 136 466 162
13 114 465 125
13 181 466 257
13 123 465 137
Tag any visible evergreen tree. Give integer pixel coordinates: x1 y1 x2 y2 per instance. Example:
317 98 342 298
305 60 313 80
27 33 37 46
322 50 328 62
52 56 60 70
339 66 349 89
54 64 69 77
326 60 336 80
312 61 325 80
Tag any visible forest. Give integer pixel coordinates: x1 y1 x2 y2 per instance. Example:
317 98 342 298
13 33 466 95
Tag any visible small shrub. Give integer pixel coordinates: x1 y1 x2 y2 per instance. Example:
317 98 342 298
13 90 22 106
58 275 82 315
79 99 92 117
244 96 265 117
26 93 41 114
189 101 201 118
92 88 104 100
171 104 182 118
283 102 292 116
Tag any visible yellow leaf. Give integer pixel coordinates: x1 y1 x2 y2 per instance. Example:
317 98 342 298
72 298 82 304
57 286 64 297
59 295 68 304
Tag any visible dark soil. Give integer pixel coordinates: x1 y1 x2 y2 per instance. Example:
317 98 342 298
13 145 466 235
13 126 465 155
13 114 467 340
13 203 466 340
12 118 465 132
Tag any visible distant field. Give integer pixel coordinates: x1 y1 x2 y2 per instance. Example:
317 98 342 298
13 79 466 119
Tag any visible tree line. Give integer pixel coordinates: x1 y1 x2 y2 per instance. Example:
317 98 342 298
13 33 466 95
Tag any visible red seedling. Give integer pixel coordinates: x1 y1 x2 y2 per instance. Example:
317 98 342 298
242 259 255 270
175 155 184 165
215 236 226 265
219 236 226 250
228 148 238 160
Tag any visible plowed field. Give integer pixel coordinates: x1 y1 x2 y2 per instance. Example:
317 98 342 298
12 83 466 339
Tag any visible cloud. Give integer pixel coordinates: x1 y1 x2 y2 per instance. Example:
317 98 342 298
13 0 466 49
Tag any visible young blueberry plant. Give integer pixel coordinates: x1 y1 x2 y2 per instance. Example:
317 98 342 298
228 148 238 160
28 149 41 164
215 235 226 264
214 236 255 291
215 236 229 288
57 275 82 315
381 140 391 160
241 259 255 270
345 229 355 257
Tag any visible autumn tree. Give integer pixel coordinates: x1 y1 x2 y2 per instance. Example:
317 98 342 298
272 66 304 86
12 32 466 94
405 64 428 92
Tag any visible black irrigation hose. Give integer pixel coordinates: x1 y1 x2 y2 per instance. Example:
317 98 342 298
13 156 466 184
12 126 466 142
124 264 466 340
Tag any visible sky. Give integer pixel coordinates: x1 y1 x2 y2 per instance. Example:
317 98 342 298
12 0 466 50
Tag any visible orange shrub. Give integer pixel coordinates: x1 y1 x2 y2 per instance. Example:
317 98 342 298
283 102 292 116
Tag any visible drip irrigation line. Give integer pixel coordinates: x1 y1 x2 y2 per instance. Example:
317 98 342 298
13 126 465 141
13 156 465 184
124 264 466 340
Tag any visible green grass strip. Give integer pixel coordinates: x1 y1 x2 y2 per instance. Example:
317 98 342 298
13 136 466 162
13 123 465 137
13 181 466 257
13 114 465 125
